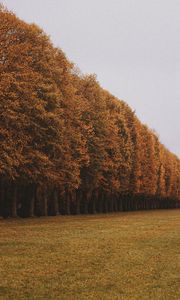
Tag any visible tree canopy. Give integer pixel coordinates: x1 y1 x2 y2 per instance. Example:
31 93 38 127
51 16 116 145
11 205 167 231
0 6 179 218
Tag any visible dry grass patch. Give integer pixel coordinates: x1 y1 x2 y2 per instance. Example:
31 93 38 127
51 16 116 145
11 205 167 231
0 209 180 299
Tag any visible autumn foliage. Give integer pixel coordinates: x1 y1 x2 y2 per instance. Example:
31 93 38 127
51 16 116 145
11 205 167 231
0 6 179 218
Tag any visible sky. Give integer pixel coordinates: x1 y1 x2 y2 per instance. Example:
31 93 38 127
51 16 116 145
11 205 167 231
2 0 180 157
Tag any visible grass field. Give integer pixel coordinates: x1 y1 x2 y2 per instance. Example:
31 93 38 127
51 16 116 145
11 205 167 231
0 210 180 300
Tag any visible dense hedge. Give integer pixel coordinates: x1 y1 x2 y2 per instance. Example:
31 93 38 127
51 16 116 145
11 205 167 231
0 6 179 218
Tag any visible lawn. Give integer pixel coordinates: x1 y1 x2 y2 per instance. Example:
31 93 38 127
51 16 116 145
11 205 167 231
0 209 180 300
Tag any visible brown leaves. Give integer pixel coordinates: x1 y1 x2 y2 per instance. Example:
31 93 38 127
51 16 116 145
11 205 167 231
0 7 179 202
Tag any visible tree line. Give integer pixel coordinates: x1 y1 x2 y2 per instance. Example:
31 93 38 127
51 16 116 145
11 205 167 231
0 6 179 218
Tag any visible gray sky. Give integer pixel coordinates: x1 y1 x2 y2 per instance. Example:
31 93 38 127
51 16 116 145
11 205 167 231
3 0 180 157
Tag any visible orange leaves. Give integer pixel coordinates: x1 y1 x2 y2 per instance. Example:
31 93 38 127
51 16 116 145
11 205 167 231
0 6 179 205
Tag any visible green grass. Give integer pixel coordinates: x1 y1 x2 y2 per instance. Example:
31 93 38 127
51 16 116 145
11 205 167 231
0 209 180 300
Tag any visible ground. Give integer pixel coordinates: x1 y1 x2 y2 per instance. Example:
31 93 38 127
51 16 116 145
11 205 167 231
0 209 180 300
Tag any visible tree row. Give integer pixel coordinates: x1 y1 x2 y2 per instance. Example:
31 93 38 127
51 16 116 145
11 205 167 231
0 6 179 218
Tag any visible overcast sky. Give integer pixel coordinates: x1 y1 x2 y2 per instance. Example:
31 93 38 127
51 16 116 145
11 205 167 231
3 0 180 157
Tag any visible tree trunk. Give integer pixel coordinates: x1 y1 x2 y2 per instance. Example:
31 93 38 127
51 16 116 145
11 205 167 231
29 192 35 217
75 189 80 215
122 196 127 211
113 196 118 212
65 187 70 215
118 196 123 211
103 193 108 213
0 179 5 217
109 194 114 212
91 190 97 214
81 190 91 214
10 184 17 218
2 186 9 218
97 191 103 213
42 189 48 216
52 189 59 215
